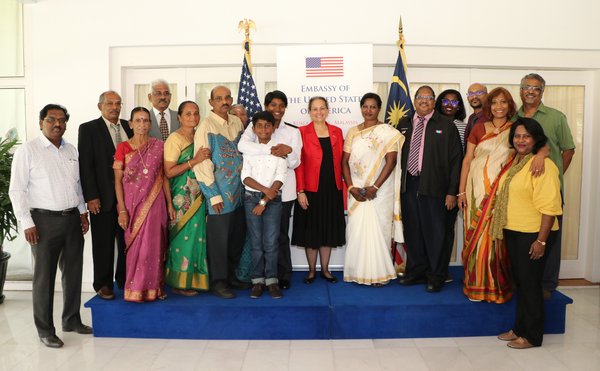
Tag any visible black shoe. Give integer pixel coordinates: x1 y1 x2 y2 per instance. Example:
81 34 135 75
426 281 442 293
229 278 252 290
320 271 338 283
445 274 453 283
268 284 283 299
40 335 64 348
398 276 427 286
250 284 263 299
62 324 93 334
280 279 290 290
212 287 235 299
304 271 316 284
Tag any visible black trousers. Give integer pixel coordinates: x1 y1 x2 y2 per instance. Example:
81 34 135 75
542 215 562 291
90 206 126 291
400 174 448 284
505 229 557 346
277 200 294 281
206 206 246 288
30 211 84 338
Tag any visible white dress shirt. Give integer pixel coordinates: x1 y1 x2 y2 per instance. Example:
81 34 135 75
241 140 288 193
153 107 171 127
102 116 128 148
9 135 86 230
238 122 302 202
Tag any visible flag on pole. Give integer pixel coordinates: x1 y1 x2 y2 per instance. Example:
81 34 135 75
386 17 412 275
384 18 414 129
237 40 262 121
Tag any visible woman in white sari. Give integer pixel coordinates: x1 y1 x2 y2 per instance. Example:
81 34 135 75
342 93 405 286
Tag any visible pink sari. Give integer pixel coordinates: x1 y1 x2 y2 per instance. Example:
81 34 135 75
114 138 167 302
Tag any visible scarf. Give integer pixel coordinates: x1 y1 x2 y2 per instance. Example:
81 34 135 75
489 153 534 240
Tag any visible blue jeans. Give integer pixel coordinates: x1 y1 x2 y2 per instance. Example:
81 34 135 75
244 191 282 285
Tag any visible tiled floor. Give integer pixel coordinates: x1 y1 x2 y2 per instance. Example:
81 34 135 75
0 287 599 371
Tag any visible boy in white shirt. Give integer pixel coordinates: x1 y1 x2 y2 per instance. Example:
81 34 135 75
241 111 288 299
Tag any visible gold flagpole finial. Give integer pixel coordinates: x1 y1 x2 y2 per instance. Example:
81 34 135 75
238 19 257 67
396 16 405 50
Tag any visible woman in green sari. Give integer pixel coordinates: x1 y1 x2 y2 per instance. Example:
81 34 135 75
163 101 211 296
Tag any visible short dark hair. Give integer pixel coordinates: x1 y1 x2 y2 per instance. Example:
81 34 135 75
265 90 288 107
39 104 69 122
177 101 198 116
252 111 276 126
434 89 466 121
360 93 382 109
415 85 435 100
129 107 151 121
308 96 329 110
508 117 547 154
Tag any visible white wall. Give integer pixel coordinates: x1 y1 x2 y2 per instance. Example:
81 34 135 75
13 0 600 288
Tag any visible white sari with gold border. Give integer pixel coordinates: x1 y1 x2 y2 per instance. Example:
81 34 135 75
343 124 404 285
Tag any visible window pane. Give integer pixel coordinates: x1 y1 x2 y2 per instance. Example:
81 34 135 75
0 88 26 141
0 0 24 77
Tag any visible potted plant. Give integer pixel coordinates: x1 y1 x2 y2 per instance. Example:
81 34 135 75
0 137 19 304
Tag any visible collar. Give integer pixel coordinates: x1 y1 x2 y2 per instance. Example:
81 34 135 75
414 110 434 122
39 134 65 149
152 107 169 119
101 116 121 127
209 111 234 126
518 102 548 116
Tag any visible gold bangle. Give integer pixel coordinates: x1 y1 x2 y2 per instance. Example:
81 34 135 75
187 160 192 169
347 185 355 192
372 184 379 190
119 210 127 214
457 192 466 197
536 239 546 246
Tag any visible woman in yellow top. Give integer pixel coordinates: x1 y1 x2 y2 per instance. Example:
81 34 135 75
490 117 562 349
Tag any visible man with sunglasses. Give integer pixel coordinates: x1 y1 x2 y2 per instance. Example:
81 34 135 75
464 83 488 141
148 79 180 140
10 104 92 348
516 73 575 300
397 86 463 293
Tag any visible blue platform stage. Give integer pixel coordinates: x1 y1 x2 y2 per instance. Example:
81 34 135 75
85 266 573 340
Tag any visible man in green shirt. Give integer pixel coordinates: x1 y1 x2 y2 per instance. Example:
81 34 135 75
517 73 576 298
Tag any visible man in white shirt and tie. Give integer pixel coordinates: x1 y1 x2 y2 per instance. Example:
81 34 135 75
148 79 180 140
9 104 92 348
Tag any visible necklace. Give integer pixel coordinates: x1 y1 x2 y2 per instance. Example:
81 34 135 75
178 129 194 143
491 118 509 134
359 122 381 140
131 139 149 175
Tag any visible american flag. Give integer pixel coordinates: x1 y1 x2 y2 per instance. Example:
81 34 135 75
238 42 262 122
305 56 344 77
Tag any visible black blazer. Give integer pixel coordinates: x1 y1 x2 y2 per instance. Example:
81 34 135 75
78 117 133 210
397 111 462 197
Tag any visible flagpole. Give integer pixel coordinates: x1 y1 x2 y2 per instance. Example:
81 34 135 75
397 17 408 73
238 19 256 70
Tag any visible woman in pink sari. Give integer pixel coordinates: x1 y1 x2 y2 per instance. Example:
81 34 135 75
114 107 175 302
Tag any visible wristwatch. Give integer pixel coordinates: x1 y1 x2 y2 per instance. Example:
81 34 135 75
259 199 267 207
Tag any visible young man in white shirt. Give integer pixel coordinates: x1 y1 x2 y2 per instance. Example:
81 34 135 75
240 111 288 299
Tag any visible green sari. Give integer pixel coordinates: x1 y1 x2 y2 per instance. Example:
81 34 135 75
165 143 209 290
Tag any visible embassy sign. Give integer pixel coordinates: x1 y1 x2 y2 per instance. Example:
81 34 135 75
277 44 373 135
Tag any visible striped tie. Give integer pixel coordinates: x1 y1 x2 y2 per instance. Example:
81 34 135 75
159 111 169 141
112 123 122 146
407 116 425 176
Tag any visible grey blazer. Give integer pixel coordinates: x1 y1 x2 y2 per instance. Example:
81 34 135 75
149 108 180 140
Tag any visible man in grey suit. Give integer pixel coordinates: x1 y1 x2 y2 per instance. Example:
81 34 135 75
148 79 179 140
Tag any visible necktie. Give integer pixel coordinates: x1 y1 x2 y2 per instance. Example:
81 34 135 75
407 116 425 176
112 123 122 146
159 111 169 141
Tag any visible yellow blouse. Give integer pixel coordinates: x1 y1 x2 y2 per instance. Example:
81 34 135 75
500 157 562 233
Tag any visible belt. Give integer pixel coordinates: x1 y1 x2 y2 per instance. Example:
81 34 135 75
31 208 79 216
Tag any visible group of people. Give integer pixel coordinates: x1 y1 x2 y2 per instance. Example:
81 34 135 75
9 73 574 349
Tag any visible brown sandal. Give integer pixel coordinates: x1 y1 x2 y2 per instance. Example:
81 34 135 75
507 337 535 349
497 330 518 341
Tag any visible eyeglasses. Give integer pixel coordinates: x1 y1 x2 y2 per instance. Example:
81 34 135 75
212 96 233 102
104 101 122 107
441 99 459 107
151 91 172 97
415 95 434 101
520 85 543 92
466 90 486 98
44 117 67 124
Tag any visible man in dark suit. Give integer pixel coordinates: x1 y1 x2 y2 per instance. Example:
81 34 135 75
148 79 179 140
78 91 133 300
397 86 462 293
